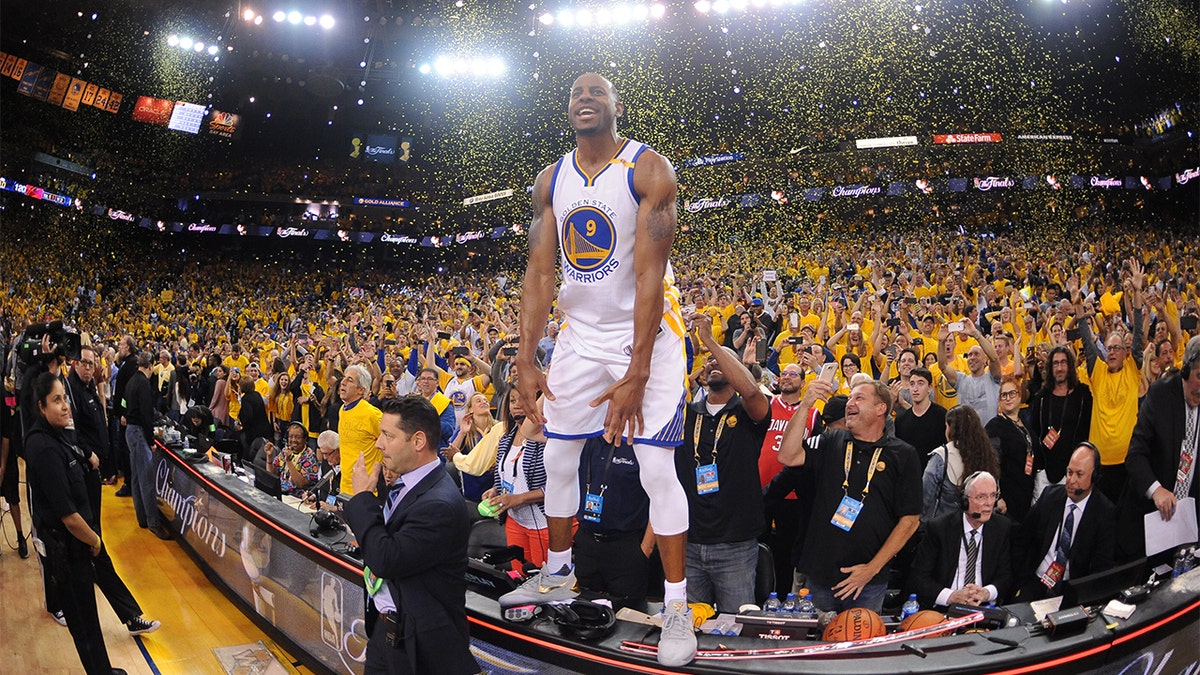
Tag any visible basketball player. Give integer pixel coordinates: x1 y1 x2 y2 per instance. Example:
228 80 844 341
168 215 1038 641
506 73 695 666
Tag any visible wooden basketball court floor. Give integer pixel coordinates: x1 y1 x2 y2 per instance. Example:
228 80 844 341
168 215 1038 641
0 459 313 674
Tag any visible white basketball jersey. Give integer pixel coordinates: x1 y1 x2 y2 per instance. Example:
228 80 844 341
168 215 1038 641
549 139 684 355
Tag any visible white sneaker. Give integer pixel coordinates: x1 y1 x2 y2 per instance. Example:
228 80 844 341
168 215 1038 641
657 600 697 667
498 564 579 609
51 610 67 627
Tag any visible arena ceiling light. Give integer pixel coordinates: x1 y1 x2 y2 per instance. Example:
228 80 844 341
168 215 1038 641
166 34 224 58
537 2 666 27
693 0 801 13
418 56 508 78
251 9 335 28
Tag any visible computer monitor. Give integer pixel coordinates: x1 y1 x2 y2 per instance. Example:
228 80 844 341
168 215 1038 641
251 464 283 501
1062 558 1146 607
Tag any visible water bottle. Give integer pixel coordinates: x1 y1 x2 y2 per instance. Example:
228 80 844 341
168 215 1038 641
797 593 817 619
763 591 781 612
782 592 797 614
1173 548 1187 578
901 593 920 620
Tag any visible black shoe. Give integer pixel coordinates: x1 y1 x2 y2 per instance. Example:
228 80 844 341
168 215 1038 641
114 484 132 497
112 669 128 675
17 535 28 559
126 616 161 635
150 525 172 540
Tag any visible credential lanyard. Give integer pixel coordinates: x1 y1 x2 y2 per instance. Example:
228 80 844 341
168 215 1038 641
585 442 618 498
842 441 884 498
693 412 728 467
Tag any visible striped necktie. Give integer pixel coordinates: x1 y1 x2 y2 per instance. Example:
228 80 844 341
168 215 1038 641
384 480 405 520
964 529 979 586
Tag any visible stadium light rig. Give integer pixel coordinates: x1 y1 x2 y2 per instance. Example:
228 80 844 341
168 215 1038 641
241 8 335 28
693 0 803 13
166 34 222 56
537 3 666 27
418 56 508 78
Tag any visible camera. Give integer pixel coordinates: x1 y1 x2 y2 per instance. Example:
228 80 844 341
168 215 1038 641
16 321 82 367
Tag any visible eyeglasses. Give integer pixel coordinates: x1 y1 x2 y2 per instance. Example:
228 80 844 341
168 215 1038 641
77 360 95 367
999 390 1019 399
968 492 1001 502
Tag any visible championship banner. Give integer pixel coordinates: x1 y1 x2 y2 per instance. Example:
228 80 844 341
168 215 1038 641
106 92 123 114
32 66 57 101
62 78 86 111
16 62 41 96
933 133 1002 144
81 83 99 106
47 73 70 106
363 134 398 164
463 189 513 206
0 54 15 77
855 136 918 149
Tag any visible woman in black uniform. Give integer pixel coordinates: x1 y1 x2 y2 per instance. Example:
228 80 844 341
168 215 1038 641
24 371 127 675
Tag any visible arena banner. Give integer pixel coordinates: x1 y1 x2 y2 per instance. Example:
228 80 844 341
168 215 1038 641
131 95 175 126
352 197 411 208
830 184 883 198
463 189 513 206
684 196 732 212
206 109 242 139
31 66 57 101
933 133 1002 144
81 82 98 106
106 92 123 114
92 88 111 110
275 227 313 239
1070 176 1123 189
855 136 918 149
1016 134 1074 142
10 57 28 81
803 188 825 201
0 53 13 77
0 177 74 207
973 176 1015 191
379 233 420 245
681 152 745 168
16 62 40 96
62 78 86 111
348 134 400 164
154 458 368 674
736 193 762 208
1176 167 1199 185
47 72 70 106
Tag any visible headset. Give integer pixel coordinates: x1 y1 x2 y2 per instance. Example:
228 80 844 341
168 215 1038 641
545 600 617 642
960 471 994 519
1181 344 1200 380
1070 441 1103 496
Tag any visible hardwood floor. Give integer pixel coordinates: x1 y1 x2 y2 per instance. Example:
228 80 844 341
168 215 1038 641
0 459 310 674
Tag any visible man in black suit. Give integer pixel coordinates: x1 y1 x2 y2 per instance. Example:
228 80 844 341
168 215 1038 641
1014 443 1116 601
345 396 479 675
911 471 1014 608
1118 336 1200 562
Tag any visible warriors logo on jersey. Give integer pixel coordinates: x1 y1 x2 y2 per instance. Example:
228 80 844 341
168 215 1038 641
561 199 620 284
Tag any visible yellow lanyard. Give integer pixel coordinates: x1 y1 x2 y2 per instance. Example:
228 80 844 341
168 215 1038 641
842 441 885 497
693 412 728 466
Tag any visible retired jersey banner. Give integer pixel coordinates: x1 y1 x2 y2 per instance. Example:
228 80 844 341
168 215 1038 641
933 133 1003 144
106 91 123 113
62 78 86 111
11 58 28 81
93 88 111 110
32 66 57 101
81 82 99 106
0 54 12 77
47 73 71 106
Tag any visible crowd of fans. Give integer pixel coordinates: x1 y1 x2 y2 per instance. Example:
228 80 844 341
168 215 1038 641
3 191 1199 620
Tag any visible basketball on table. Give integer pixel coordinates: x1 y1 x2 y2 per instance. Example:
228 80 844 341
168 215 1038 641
821 608 887 642
898 610 951 638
